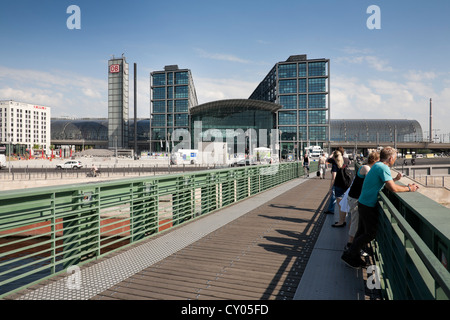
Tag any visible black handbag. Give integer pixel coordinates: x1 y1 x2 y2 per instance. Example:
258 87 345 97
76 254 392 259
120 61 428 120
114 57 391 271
335 165 352 190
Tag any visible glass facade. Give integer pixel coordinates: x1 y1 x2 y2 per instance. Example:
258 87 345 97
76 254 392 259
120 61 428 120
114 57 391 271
190 99 279 155
249 55 330 158
52 119 108 141
150 66 198 152
108 57 129 149
49 119 425 154
331 119 424 143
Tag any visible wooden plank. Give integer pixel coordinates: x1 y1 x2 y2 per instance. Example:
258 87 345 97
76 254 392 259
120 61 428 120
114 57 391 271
93 177 330 300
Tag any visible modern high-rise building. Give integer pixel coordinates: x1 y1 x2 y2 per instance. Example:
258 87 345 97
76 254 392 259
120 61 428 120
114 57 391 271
108 55 129 149
249 54 330 158
150 65 198 152
0 100 51 155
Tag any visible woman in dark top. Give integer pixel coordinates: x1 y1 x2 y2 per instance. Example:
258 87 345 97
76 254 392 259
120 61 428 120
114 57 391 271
334 152 380 251
325 148 350 214
303 153 310 175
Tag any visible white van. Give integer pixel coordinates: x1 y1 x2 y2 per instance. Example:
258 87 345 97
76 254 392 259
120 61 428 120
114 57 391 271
0 154 6 169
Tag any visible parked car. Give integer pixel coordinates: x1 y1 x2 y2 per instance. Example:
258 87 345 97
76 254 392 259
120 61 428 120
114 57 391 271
56 160 82 169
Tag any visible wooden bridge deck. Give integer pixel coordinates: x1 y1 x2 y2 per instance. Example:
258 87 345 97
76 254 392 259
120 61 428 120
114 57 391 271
93 177 329 300
6 174 370 301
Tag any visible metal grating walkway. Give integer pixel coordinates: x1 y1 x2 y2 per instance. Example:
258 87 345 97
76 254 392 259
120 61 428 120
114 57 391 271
6 174 366 300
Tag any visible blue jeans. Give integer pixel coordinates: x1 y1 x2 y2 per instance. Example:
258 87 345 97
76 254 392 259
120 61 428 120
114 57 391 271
327 185 345 213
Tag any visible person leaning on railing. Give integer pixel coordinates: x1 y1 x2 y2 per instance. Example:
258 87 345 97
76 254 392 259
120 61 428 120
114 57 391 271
341 146 419 269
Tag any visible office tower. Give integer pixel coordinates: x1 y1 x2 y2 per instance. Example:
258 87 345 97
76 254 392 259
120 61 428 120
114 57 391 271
108 55 129 149
150 65 198 152
250 55 330 158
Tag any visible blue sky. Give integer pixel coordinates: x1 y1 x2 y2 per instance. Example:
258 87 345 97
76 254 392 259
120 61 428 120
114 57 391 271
1 0 450 140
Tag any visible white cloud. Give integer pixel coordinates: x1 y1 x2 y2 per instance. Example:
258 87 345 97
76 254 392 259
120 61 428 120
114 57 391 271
82 88 102 99
364 56 394 72
331 72 450 137
194 77 258 104
0 65 107 118
195 48 250 64
406 70 437 82
336 55 393 72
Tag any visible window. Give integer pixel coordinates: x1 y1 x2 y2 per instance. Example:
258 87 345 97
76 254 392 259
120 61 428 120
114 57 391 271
152 73 165 86
151 128 165 140
299 95 307 109
308 62 327 77
278 111 297 125
175 114 188 127
152 87 165 100
151 114 165 127
279 80 297 94
308 94 327 108
175 99 188 112
175 72 189 85
308 78 326 93
175 86 188 98
279 95 297 109
309 126 327 140
167 86 173 99
308 110 327 124
298 63 306 77
299 110 307 125
298 79 307 93
298 126 307 140
279 126 296 140
278 64 297 78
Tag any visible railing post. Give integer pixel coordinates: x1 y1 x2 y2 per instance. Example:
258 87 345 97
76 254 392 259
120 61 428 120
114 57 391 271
131 181 158 242
222 170 235 206
201 173 217 215
63 189 99 269
172 175 193 226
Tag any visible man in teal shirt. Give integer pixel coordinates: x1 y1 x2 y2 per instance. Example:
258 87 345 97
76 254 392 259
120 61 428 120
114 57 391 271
341 147 419 269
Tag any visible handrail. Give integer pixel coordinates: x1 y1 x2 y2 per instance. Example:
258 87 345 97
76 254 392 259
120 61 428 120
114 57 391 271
374 184 450 299
0 161 317 298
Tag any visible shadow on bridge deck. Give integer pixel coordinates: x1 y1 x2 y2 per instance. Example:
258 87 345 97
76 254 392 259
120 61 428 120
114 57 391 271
6 172 373 301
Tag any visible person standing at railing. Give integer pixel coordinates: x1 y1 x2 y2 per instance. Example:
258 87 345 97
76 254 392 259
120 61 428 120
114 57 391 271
337 151 380 253
341 146 419 269
325 147 350 214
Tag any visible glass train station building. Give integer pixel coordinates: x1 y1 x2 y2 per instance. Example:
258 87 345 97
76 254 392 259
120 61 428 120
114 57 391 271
49 54 424 159
50 117 423 158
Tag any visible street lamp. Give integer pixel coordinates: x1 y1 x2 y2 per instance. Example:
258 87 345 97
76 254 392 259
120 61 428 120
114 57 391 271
8 133 11 174
279 130 282 162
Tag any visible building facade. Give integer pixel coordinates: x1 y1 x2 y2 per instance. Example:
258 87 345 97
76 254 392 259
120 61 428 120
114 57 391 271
189 99 280 156
0 100 51 155
150 65 198 152
331 119 423 144
50 119 427 157
108 55 129 149
249 54 330 158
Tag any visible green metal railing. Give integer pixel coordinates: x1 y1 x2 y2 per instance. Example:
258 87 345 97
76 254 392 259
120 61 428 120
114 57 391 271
0 161 317 298
373 180 450 299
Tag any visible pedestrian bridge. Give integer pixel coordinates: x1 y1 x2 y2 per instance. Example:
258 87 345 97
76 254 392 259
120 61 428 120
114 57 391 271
0 162 449 301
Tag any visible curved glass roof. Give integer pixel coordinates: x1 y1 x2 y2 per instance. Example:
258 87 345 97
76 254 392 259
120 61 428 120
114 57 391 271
51 119 108 141
51 119 153 142
51 118 424 143
331 119 423 143
190 99 281 115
